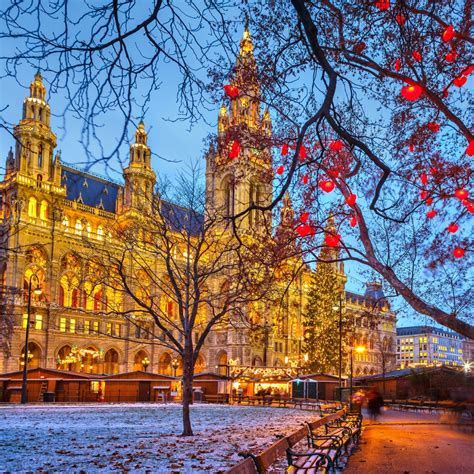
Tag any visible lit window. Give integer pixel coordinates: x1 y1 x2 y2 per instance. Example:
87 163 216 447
59 317 66 332
69 318 76 333
114 324 120 337
75 219 83 236
28 197 37 218
106 322 112 335
35 314 43 330
93 321 99 334
97 225 104 241
85 222 92 238
39 200 48 220
62 215 69 231
22 314 28 328
84 320 90 334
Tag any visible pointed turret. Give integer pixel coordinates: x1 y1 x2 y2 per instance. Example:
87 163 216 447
5 147 14 179
280 192 294 228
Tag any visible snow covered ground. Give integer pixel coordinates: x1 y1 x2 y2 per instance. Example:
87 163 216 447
0 403 319 473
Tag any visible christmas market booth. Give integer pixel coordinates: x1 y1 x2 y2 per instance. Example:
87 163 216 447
228 364 298 398
291 374 341 401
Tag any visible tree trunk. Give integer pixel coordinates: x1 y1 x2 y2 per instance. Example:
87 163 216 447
181 347 194 436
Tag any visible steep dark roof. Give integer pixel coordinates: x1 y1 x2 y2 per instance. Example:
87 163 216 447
62 166 120 213
160 200 204 237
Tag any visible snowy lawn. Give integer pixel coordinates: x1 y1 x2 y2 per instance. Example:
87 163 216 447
0 403 321 473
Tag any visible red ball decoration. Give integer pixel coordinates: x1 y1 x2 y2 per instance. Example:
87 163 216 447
328 168 340 178
329 140 344 152
425 197 433 206
229 140 240 159
412 50 422 62
281 144 288 156
297 224 315 237
453 75 467 87
420 190 429 200
302 174 309 185
401 84 423 101
276 165 284 175
346 194 357 206
426 210 437 219
466 203 474 214
466 140 474 156
299 145 307 160
442 25 455 42
349 215 357 228
300 212 309 223
445 51 457 63
375 0 390 11
394 59 401 72
223 84 239 98
447 223 459 233
453 247 465 259
408 144 415 152
319 180 335 193
427 122 440 133
420 173 428 185
325 234 341 247
455 188 468 200
430 167 438 175
395 15 405 26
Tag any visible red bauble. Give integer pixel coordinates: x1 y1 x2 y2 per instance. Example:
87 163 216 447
462 65 474 76
427 122 440 133
420 190 429 200
329 140 344 152
401 84 422 101
325 234 341 247
453 75 467 87
447 223 459 233
346 194 357 206
229 140 240 159
299 145 307 160
394 58 401 72
276 165 284 175
455 188 468 200
300 212 309 223
349 216 357 228
412 50 422 62
430 167 438 175
408 144 415 152
467 203 474 214
445 51 457 63
302 174 309 185
466 140 474 156
319 180 335 193
420 173 428 185
281 143 288 156
453 247 465 258
375 0 390 11
426 210 437 219
442 25 455 42
395 15 405 26
223 84 239 98
297 224 315 237
426 197 433 206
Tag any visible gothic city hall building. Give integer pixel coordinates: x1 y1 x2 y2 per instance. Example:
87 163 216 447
0 27 396 378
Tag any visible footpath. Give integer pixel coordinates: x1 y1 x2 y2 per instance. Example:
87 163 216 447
344 409 474 474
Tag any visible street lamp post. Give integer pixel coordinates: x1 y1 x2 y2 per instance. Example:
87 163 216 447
21 273 42 404
171 357 180 377
142 357 150 372
349 345 366 411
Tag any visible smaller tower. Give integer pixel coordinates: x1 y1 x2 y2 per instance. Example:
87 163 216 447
122 121 156 213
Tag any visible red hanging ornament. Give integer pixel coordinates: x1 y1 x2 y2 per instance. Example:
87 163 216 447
412 50 422 62
297 224 315 237
466 140 474 156
327 168 340 179
394 58 401 72
375 0 390 11
427 122 440 133
302 174 309 185
299 145 307 160
325 234 341 247
229 140 240 159
346 194 357 206
455 188 468 200
300 212 309 224
420 173 428 185
425 197 433 206
442 25 455 42
453 75 467 87
420 190 429 200
408 144 415 152
329 140 344 152
430 167 438 175
445 51 457 63
401 84 423 101
395 15 405 26
281 143 288 156
453 247 465 258
349 215 357 227
426 209 437 219
447 223 459 233
223 84 239 98
319 180 335 193
276 165 284 175
466 203 474 214
462 65 474 76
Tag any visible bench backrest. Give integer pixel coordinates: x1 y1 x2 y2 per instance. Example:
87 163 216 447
285 426 307 448
307 408 347 433
226 456 258 474
254 438 290 473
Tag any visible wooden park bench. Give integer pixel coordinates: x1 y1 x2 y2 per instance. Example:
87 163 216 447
204 393 229 404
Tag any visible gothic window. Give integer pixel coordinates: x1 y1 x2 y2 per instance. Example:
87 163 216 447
75 219 83 236
38 145 43 168
85 221 92 238
39 108 43 122
223 177 234 217
39 200 48 221
62 215 69 231
28 197 37 218
97 225 104 241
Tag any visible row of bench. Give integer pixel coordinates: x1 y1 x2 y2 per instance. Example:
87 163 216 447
227 408 362 473
233 396 341 413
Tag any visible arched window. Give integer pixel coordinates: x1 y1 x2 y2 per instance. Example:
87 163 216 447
20 342 42 370
59 274 80 307
39 200 48 220
75 219 83 236
37 144 43 168
223 177 234 217
158 353 172 375
62 215 69 232
249 181 261 228
38 108 43 122
195 354 206 374
104 349 119 374
134 350 150 372
97 225 104 241
85 221 92 238
28 197 37 218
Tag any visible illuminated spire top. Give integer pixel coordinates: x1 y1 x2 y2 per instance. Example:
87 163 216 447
28 70 47 102
134 120 148 145
239 17 254 56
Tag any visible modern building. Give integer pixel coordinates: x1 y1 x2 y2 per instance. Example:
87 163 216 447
0 26 396 379
397 326 465 368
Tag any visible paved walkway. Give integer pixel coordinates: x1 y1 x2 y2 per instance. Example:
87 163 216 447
344 409 474 474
